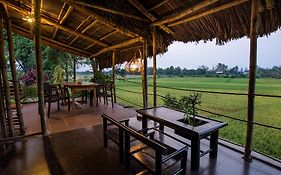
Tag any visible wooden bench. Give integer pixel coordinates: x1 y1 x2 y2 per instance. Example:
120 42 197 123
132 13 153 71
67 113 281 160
101 113 188 175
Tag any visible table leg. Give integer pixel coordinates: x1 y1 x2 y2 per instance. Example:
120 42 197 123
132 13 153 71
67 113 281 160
142 116 147 134
210 130 219 158
191 136 200 171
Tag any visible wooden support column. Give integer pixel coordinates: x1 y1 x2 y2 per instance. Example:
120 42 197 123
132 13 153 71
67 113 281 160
0 65 7 138
73 57 76 82
142 40 148 109
6 18 25 135
0 13 14 137
33 0 47 135
244 0 258 161
152 28 157 108
112 50 116 103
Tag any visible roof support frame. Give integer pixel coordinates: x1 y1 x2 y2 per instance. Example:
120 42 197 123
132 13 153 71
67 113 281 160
53 5 73 39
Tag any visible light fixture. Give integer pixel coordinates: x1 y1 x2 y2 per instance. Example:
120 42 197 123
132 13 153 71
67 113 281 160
125 49 142 72
22 15 34 23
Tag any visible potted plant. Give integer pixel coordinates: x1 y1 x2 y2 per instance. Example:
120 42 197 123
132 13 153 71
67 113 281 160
52 65 64 84
163 92 204 127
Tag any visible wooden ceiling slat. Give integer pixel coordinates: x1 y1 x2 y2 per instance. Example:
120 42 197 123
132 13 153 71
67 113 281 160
149 0 170 12
153 0 220 26
66 15 91 40
127 0 174 35
63 0 138 38
72 1 149 22
169 0 248 27
69 20 98 45
53 6 73 39
90 37 143 58
84 30 118 51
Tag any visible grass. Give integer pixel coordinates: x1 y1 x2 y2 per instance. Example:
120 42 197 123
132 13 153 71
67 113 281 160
115 76 281 160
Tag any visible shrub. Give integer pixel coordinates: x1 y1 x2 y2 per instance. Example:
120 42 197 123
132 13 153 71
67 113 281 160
21 69 37 86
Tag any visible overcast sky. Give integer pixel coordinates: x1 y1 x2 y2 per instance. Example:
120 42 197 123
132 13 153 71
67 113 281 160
147 29 281 69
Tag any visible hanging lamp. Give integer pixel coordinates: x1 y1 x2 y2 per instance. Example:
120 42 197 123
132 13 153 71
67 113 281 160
124 49 142 72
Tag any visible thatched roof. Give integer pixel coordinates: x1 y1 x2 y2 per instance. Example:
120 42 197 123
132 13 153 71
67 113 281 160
1 0 281 68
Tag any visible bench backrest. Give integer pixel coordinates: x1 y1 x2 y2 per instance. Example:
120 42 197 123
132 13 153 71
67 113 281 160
101 113 167 152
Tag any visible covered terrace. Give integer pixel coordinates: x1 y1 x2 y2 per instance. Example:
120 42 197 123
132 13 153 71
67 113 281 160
1 0 281 174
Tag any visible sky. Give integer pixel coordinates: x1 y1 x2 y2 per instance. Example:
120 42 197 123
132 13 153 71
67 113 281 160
78 29 281 71
147 29 281 69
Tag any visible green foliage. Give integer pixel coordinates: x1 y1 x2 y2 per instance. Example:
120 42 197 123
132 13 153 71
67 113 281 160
163 92 201 125
22 85 38 99
52 65 64 83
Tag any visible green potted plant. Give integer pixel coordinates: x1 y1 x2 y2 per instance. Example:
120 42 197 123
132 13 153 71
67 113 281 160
52 65 64 84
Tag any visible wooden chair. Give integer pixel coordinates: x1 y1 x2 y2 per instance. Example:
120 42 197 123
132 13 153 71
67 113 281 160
43 83 65 118
96 81 115 108
101 113 188 175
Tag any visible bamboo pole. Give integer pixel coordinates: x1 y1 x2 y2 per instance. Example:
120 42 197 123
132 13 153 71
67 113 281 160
0 57 7 138
244 0 258 161
168 0 248 27
0 11 14 137
33 0 47 135
11 24 91 57
69 20 98 45
73 57 76 82
53 6 73 39
112 51 116 103
142 40 148 109
6 18 25 135
153 0 219 26
127 0 174 35
152 27 157 108
90 37 143 58
149 0 170 11
72 1 149 22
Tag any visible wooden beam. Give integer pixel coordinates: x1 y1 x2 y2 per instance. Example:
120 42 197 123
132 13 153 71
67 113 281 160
149 0 170 11
90 37 143 58
2 1 108 47
72 1 149 22
43 18 108 47
84 30 117 50
12 24 91 57
33 0 47 135
63 0 139 38
244 0 258 161
66 16 91 40
152 27 157 108
153 0 220 26
53 5 73 39
0 7 13 137
128 0 174 35
0 70 7 138
6 18 25 135
73 57 76 82
69 20 98 45
168 0 248 27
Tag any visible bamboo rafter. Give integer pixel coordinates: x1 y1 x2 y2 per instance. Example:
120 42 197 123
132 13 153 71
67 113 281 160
2 0 108 47
153 0 220 26
72 1 149 22
63 0 139 38
53 5 73 39
90 37 143 58
149 0 170 12
12 24 91 57
168 0 249 27
84 30 118 51
128 0 174 35
66 15 91 40
69 20 98 45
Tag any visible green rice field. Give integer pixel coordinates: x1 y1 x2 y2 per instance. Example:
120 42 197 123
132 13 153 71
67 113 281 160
115 77 281 160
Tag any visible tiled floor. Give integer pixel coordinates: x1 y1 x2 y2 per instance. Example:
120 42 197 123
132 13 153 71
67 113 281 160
1 102 281 175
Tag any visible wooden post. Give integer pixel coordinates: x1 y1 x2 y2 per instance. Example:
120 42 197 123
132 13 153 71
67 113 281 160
244 0 258 161
142 40 148 109
33 0 47 135
73 57 76 82
0 67 7 138
0 13 14 137
112 50 116 103
152 27 157 108
6 18 25 135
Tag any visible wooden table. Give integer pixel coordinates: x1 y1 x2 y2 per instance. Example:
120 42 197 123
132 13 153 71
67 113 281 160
62 82 99 111
137 107 227 171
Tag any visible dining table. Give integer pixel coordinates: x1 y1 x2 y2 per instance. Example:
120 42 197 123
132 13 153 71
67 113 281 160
137 106 227 171
61 82 99 111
